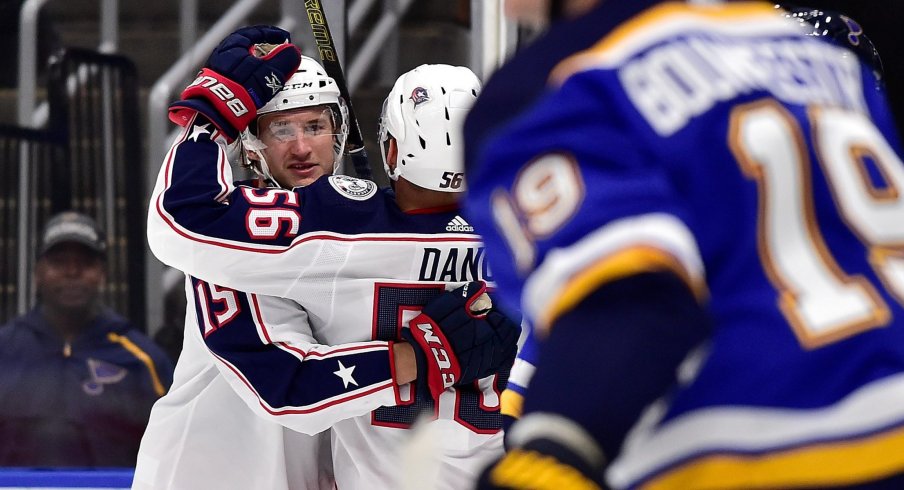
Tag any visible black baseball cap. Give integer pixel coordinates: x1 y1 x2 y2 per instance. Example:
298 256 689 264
38 211 107 257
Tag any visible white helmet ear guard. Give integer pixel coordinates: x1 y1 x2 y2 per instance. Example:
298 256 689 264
240 55 350 187
238 128 277 185
378 64 481 192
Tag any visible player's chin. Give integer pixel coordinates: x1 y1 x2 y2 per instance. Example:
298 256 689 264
288 168 327 187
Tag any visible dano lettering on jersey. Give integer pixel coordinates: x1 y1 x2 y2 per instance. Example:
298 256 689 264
419 246 493 282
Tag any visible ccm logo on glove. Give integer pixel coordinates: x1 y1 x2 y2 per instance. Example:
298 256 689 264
414 322 456 388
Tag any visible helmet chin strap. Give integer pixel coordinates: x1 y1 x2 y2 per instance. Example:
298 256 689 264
333 133 349 177
249 150 280 188
239 130 281 188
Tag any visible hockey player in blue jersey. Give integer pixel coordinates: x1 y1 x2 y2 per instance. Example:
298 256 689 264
145 26 520 489
467 1 904 489
495 3 897 441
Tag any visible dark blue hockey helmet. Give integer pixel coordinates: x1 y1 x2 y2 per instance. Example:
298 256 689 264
778 5 884 88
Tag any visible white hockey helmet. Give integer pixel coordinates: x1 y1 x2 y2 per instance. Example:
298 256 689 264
242 55 350 185
378 64 481 192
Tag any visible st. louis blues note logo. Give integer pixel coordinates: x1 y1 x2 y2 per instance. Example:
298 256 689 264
410 87 430 108
82 358 128 395
840 15 863 46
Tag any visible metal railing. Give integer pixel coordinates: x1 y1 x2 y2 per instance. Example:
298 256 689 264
18 0 122 129
48 48 145 323
16 1 126 320
17 0 514 331
0 125 65 323
1 48 142 324
471 0 517 80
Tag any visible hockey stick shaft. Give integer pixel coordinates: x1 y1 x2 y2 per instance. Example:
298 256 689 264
304 0 372 179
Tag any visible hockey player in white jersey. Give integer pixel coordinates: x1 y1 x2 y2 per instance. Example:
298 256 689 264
145 26 520 490
133 37 347 490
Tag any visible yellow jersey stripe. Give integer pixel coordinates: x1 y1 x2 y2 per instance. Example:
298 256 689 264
643 424 904 489
108 332 167 397
491 449 602 490
538 245 706 332
551 2 781 85
501 389 525 420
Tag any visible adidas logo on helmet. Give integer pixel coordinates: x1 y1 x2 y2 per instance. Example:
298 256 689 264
446 216 474 232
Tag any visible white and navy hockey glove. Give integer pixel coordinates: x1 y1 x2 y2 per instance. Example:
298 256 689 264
168 25 301 141
402 281 520 400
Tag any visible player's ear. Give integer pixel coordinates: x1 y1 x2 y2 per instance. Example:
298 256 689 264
386 138 399 172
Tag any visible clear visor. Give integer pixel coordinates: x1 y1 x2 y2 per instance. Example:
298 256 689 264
264 108 339 143
378 97 390 143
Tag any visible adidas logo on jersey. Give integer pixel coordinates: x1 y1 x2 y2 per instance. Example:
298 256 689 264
446 216 474 233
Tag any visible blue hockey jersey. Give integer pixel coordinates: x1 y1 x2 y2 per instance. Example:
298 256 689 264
465 1 904 488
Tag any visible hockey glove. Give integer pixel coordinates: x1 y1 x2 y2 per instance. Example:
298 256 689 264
476 441 605 490
169 25 301 141
477 414 606 490
402 282 520 400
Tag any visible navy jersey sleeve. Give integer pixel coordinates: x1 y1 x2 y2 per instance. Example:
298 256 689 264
190 277 401 435
147 114 381 297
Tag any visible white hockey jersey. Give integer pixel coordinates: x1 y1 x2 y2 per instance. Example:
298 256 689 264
133 279 333 490
145 119 505 489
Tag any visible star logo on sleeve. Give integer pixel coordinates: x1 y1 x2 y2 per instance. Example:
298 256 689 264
334 360 359 389
188 123 211 142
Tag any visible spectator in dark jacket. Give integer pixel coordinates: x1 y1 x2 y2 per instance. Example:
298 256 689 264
0 211 174 467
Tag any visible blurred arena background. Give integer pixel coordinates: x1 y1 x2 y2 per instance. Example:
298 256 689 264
0 0 901 380
1 0 517 339
0 0 901 487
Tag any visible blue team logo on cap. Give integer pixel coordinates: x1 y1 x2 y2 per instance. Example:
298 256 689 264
410 87 430 107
